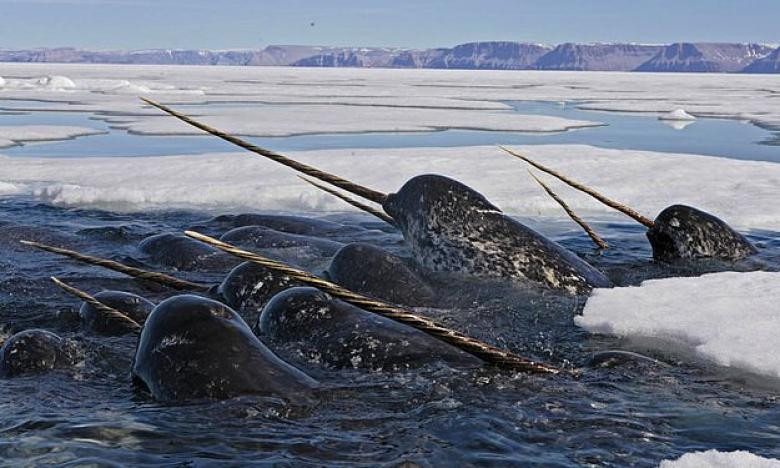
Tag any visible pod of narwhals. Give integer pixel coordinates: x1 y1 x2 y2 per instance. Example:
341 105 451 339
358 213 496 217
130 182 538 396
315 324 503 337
3 100 764 406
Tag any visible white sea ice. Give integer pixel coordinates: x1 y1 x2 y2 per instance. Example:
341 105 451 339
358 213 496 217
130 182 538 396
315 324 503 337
36 75 76 90
659 109 697 121
0 63 778 129
577 271 780 378
108 82 153 94
660 450 780 468
116 104 601 137
1 144 780 232
0 126 106 146
0 76 5 88
0 182 23 196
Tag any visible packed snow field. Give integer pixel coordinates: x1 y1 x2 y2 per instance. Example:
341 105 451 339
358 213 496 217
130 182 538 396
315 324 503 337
1 63 779 465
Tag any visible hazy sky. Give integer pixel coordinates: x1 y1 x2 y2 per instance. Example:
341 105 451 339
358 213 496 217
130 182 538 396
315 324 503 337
1 0 779 50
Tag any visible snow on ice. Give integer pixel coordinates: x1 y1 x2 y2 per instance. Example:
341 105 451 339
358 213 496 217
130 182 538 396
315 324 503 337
661 450 780 468
577 271 780 378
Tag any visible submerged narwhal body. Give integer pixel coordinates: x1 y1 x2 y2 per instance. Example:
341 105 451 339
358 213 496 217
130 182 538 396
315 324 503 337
132 294 317 402
141 99 612 294
0 330 82 377
499 147 757 263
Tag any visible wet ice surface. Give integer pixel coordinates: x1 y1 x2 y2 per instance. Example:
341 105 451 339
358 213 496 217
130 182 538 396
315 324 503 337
1 197 780 465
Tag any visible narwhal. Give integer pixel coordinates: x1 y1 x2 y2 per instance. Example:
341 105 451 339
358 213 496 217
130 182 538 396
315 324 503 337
46 275 318 402
26 242 562 376
140 98 611 295
499 146 757 263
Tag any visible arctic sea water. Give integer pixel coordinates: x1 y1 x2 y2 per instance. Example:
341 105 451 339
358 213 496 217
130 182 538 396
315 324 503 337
1 96 779 466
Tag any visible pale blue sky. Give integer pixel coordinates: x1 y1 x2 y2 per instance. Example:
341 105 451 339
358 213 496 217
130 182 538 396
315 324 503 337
1 0 778 50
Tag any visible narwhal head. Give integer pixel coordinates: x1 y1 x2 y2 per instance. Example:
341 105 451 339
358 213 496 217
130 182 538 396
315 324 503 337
383 174 501 237
499 147 757 263
647 204 757 263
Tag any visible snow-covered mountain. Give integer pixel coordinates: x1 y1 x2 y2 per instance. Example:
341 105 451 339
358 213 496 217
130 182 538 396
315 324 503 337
635 43 773 72
1 42 779 73
742 46 780 73
533 43 662 71
291 42 551 69
422 42 551 70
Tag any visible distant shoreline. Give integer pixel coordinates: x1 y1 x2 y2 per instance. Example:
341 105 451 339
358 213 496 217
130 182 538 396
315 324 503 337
1 41 778 74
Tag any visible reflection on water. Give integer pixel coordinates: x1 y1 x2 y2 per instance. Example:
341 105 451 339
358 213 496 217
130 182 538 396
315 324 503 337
659 119 696 131
1 99 779 162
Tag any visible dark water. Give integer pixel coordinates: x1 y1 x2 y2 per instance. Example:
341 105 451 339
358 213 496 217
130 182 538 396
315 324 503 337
1 100 779 162
2 196 780 465
2 97 780 464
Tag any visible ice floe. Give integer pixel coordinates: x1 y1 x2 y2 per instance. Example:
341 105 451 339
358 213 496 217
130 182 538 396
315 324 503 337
1 144 780 232
117 104 601 137
36 75 76 90
0 125 106 148
577 271 780 378
0 64 778 130
660 450 780 468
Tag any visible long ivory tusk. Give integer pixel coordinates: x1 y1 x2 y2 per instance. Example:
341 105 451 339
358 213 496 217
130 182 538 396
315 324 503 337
499 146 655 228
21 240 209 292
141 97 388 205
298 176 396 227
51 276 142 331
184 230 564 375
528 170 609 250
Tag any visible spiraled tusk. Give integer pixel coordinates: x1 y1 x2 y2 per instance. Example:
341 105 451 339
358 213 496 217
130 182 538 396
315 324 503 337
528 170 609 250
141 97 388 204
21 240 209 292
50 276 142 331
298 176 396 227
184 230 565 375
499 145 655 228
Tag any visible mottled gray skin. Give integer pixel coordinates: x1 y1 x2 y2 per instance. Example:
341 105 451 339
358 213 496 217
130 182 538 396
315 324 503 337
326 243 437 307
647 205 757 263
0 330 81 377
215 261 304 311
132 295 317 403
220 226 344 257
79 290 154 336
257 287 482 371
381 175 612 295
138 233 239 271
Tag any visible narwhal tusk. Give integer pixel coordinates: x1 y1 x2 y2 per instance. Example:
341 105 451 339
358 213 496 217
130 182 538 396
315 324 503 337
498 146 656 229
50 276 142 331
140 97 388 205
184 230 564 375
21 240 209 292
298 176 396 227
528 170 609 250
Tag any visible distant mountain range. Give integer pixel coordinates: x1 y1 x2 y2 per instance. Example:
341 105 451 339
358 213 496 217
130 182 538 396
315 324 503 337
2 42 779 73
